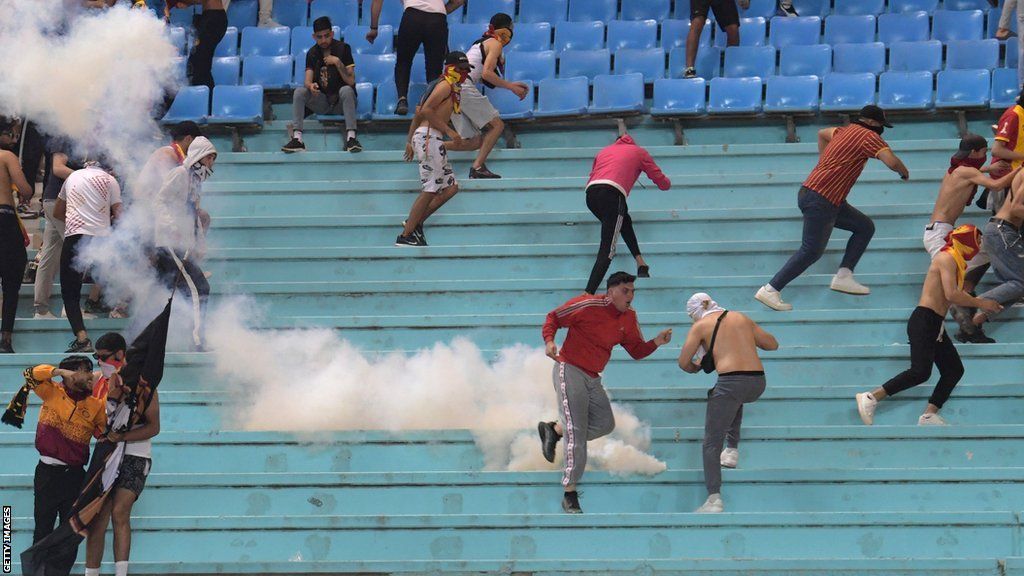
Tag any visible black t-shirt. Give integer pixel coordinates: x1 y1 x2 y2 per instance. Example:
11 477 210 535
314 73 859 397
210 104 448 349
305 39 355 99
43 145 84 202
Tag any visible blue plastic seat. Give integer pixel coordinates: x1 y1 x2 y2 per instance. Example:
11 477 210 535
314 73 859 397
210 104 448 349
567 0 616 22
764 74 820 112
820 72 876 111
992 68 1019 108
272 0 308 27
241 55 292 89
291 55 307 87
779 44 831 77
608 20 658 52
877 11 930 44
946 40 999 71
878 70 933 109
466 0 515 23
769 16 821 47
740 0 777 19
344 24 394 54
171 56 187 82
509 23 552 51
505 50 557 82
708 77 763 113
932 10 984 43
888 0 938 12
485 80 535 119
824 15 876 45
614 48 666 82
669 46 722 79
240 26 290 58
447 23 480 51
554 21 605 53
212 56 241 86
651 78 706 115
724 45 776 79
447 4 465 25
168 27 187 55
663 19 711 50
536 76 589 117
590 73 645 113
714 17 767 47
214 27 240 57
1009 44 1019 68
559 49 611 79
889 41 943 73
945 0 992 9
168 6 198 28
411 52 426 83
227 0 257 29
354 53 397 84
162 86 210 124
518 0 567 23
621 0 670 21
209 85 264 126
374 82 427 119
989 7 1018 40
833 42 885 74
936 69 991 108
355 82 373 120
310 0 359 29
834 0 885 16
790 0 830 18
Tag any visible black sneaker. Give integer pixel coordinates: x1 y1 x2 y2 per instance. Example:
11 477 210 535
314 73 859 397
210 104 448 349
779 1 798 16
281 138 305 153
395 234 425 247
17 203 39 220
66 338 94 353
395 97 409 116
22 260 37 284
0 340 13 354
562 491 582 514
683 67 697 79
956 329 996 344
344 136 363 153
538 421 561 463
469 164 501 179
637 265 650 278
82 299 110 315
402 221 428 245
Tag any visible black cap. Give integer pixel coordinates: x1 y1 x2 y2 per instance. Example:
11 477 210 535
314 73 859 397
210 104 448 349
954 133 988 158
444 51 473 69
170 121 203 141
858 104 893 128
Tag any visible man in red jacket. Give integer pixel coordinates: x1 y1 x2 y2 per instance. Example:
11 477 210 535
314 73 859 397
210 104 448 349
538 271 673 513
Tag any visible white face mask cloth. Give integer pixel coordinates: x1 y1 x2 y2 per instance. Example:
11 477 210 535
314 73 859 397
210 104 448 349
685 292 726 362
99 361 117 378
192 162 213 182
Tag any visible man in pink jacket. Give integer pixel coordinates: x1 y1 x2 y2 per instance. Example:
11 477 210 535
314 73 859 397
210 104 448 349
583 134 671 295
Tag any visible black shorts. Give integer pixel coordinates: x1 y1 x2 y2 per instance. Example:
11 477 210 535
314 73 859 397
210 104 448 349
114 455 151 497
690 0 741 30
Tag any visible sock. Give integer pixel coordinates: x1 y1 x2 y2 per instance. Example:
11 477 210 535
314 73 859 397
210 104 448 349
85 568 100 576
293 130 303 143
836 267 853 278
115 561 128 576
346 130 356 139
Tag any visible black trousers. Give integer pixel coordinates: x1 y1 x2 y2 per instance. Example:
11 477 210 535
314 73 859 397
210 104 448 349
584 184 642 295
154 247 210 312
395 8 448 100
19 121 46 189
882 306 965 409
60 234 90 336
188 9 228 90
0 210 26 333
33 461 86 544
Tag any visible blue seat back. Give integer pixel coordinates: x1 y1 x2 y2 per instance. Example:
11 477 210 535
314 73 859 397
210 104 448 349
614 48 666 82
878 70 934 109
877 11 930 44
740 0 777 19
215 27 240 57
505 50 556 82
669 46 721 79
241 55 292 88
889 0 938 12
834 0 885 16
163 86 210 123
241 26 290 58
932 10 984 42
708 77 763 113
354 53 397 84
621 0 670 21
411 52 426 83
724 45 776 79
889 41 943 72
292 54 307 86
168 27 187 55
988 7 1018 39
510 23 552 51
945 0 992 9
212 56 241 86
211 85 263 121
1009 43 1019 68
791 0 829 18
567 0 616 22
554 21 605 53
272 0 308 27
168 6 198 28
936 69 991 107
769 16 821 47
765 74 820 111
663 19 710 50
608 20 658 51
991 68 1019 108
821 72 876 110
824 15 876 45
227 0 257 28
310 0 359 29
486 80 535 118
946 40 999 70
375 82 427 115
447 23 480 51
591 73 644 111
466 0 515 24
518 0 568 23
344 24 394 53
559 49 611 78
652 78 706 114
355 82 373 119
832 42 885 74
715 17 766 47
537 76 589 114
779 44 831 77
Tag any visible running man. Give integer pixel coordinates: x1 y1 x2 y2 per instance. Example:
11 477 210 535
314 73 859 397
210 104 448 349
537 271 672 513
756 105 910 311
856 224 1002 426
971 170 1024 336
678 292 777 513
0 124 32 353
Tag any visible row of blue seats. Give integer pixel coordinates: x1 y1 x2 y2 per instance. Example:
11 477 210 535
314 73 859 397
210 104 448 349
162 85 265 126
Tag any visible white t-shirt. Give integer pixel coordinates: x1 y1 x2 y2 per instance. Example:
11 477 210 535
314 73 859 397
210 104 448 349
403 0 446 15
58 167 122 237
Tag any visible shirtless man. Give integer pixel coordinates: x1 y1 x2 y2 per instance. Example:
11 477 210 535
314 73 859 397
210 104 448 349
971 171 1024 335
924 134 1018 343
0 121 33 353
857 224 1002 426
678 292 778 514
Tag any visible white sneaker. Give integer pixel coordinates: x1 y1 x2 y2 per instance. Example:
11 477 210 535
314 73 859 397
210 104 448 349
258 17 283 28
33 312 58 319
830 273 870 295
918 413 947 426
60 307 96 320
720 447 739 469
856 392 877 425
755 285 793 311
696 494 724 513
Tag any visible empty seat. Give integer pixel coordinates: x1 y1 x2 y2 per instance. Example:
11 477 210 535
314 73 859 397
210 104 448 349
536 76 589 117
509 22 552 51
765 75 820 112
662 19 711 50
945 0 991 9
791 0 830 18
769 16 821 47
554 21 605 53
559 49 610 78
355 82 373 120
241 55 292 89
168 6 198 28
354 53 397 84
992 68 1019 108
212 56 241 86
878 70 933 109
162 86 210 124
724 45 775 79
518 0 568 23
834 0 884 16
780 44 831 77
824 15 876 44
820 72 876 111
485 80 535 119
608 20 658 52
621 0 670 21
669 46 722 79
505 50 557 82
344 24 394 53
888 0 938 12
932 10 984 43
936 68 991 107
877 11 930 44
740 0 777 19
290 27 310 57
310 0 359 29
374 82 427 119
946 40 999 70
1009 44 1019 68
708 77 763 113
614 48 666 82
466 0 515 24
651 78 706 115
411 52 426 83
167 26 187 55
209 85 264 126
889 41 943 73
832 42 885 74
291 55 307 87
568 0 616 22
227 0 257 29
590 73 645 113
715 17 767 47
272 0 308 27
215 27 240 57
240 26 290 58
448 23 480 51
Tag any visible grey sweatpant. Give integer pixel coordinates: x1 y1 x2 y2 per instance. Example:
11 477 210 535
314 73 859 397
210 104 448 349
292 85 357 132
34 200 64 315
704 372 766 495
999 0 1024 85
553 362 615 488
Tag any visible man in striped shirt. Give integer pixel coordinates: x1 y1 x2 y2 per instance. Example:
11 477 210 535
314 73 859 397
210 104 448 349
756 105 910 311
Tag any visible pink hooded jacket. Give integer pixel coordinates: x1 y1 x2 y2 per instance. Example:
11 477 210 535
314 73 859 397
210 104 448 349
585 135 671 197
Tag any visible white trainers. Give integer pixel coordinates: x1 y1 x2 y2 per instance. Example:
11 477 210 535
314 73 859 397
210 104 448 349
830 273 870 295
918 413 948 426
856 392 877 425
720 447 739 468
696 494 724 513
61 307 96 320
755 285 793 311
33 312 58 319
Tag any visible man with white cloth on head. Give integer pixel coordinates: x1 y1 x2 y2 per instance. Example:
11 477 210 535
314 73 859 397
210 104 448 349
678 292 778 514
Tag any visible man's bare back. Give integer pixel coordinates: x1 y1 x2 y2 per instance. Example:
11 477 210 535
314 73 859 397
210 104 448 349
931 166 1017 224
679 311 776 374
919 251 1001 317
0 150 32 209
995 170 1024 227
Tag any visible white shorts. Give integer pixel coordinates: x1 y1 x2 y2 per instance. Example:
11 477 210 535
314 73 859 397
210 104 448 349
452 83 500 138
923 221 990 270
413 127 456 194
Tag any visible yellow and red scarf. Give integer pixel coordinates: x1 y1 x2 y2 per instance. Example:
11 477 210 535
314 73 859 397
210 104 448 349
941 224 982 289
441 65 467 114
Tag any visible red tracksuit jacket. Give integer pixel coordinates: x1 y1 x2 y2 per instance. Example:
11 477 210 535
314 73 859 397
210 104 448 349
542 295 658 377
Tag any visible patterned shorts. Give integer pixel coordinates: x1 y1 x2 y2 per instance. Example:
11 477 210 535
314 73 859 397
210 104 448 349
413 128 456 194
114 455 151 497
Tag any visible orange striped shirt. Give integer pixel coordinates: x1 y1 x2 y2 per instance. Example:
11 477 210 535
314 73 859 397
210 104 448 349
803 124 890 206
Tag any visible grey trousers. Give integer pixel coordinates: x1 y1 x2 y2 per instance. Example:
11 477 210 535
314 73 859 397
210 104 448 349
33 200 64 315
704 372 766 495
552 362 615 488
292 85 357 132
977 219 1024 317
999 0 1024 85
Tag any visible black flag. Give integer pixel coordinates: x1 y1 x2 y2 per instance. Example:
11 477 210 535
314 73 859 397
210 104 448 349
20 299 173 576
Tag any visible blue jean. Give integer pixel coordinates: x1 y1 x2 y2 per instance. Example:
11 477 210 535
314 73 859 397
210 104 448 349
769 187 876 291
977 219 1024 318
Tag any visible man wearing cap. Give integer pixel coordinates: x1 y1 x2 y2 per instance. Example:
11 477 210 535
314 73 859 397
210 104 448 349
756 105 910 311
678 292 777 514
993 88 1024 171
970 170 1024 337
